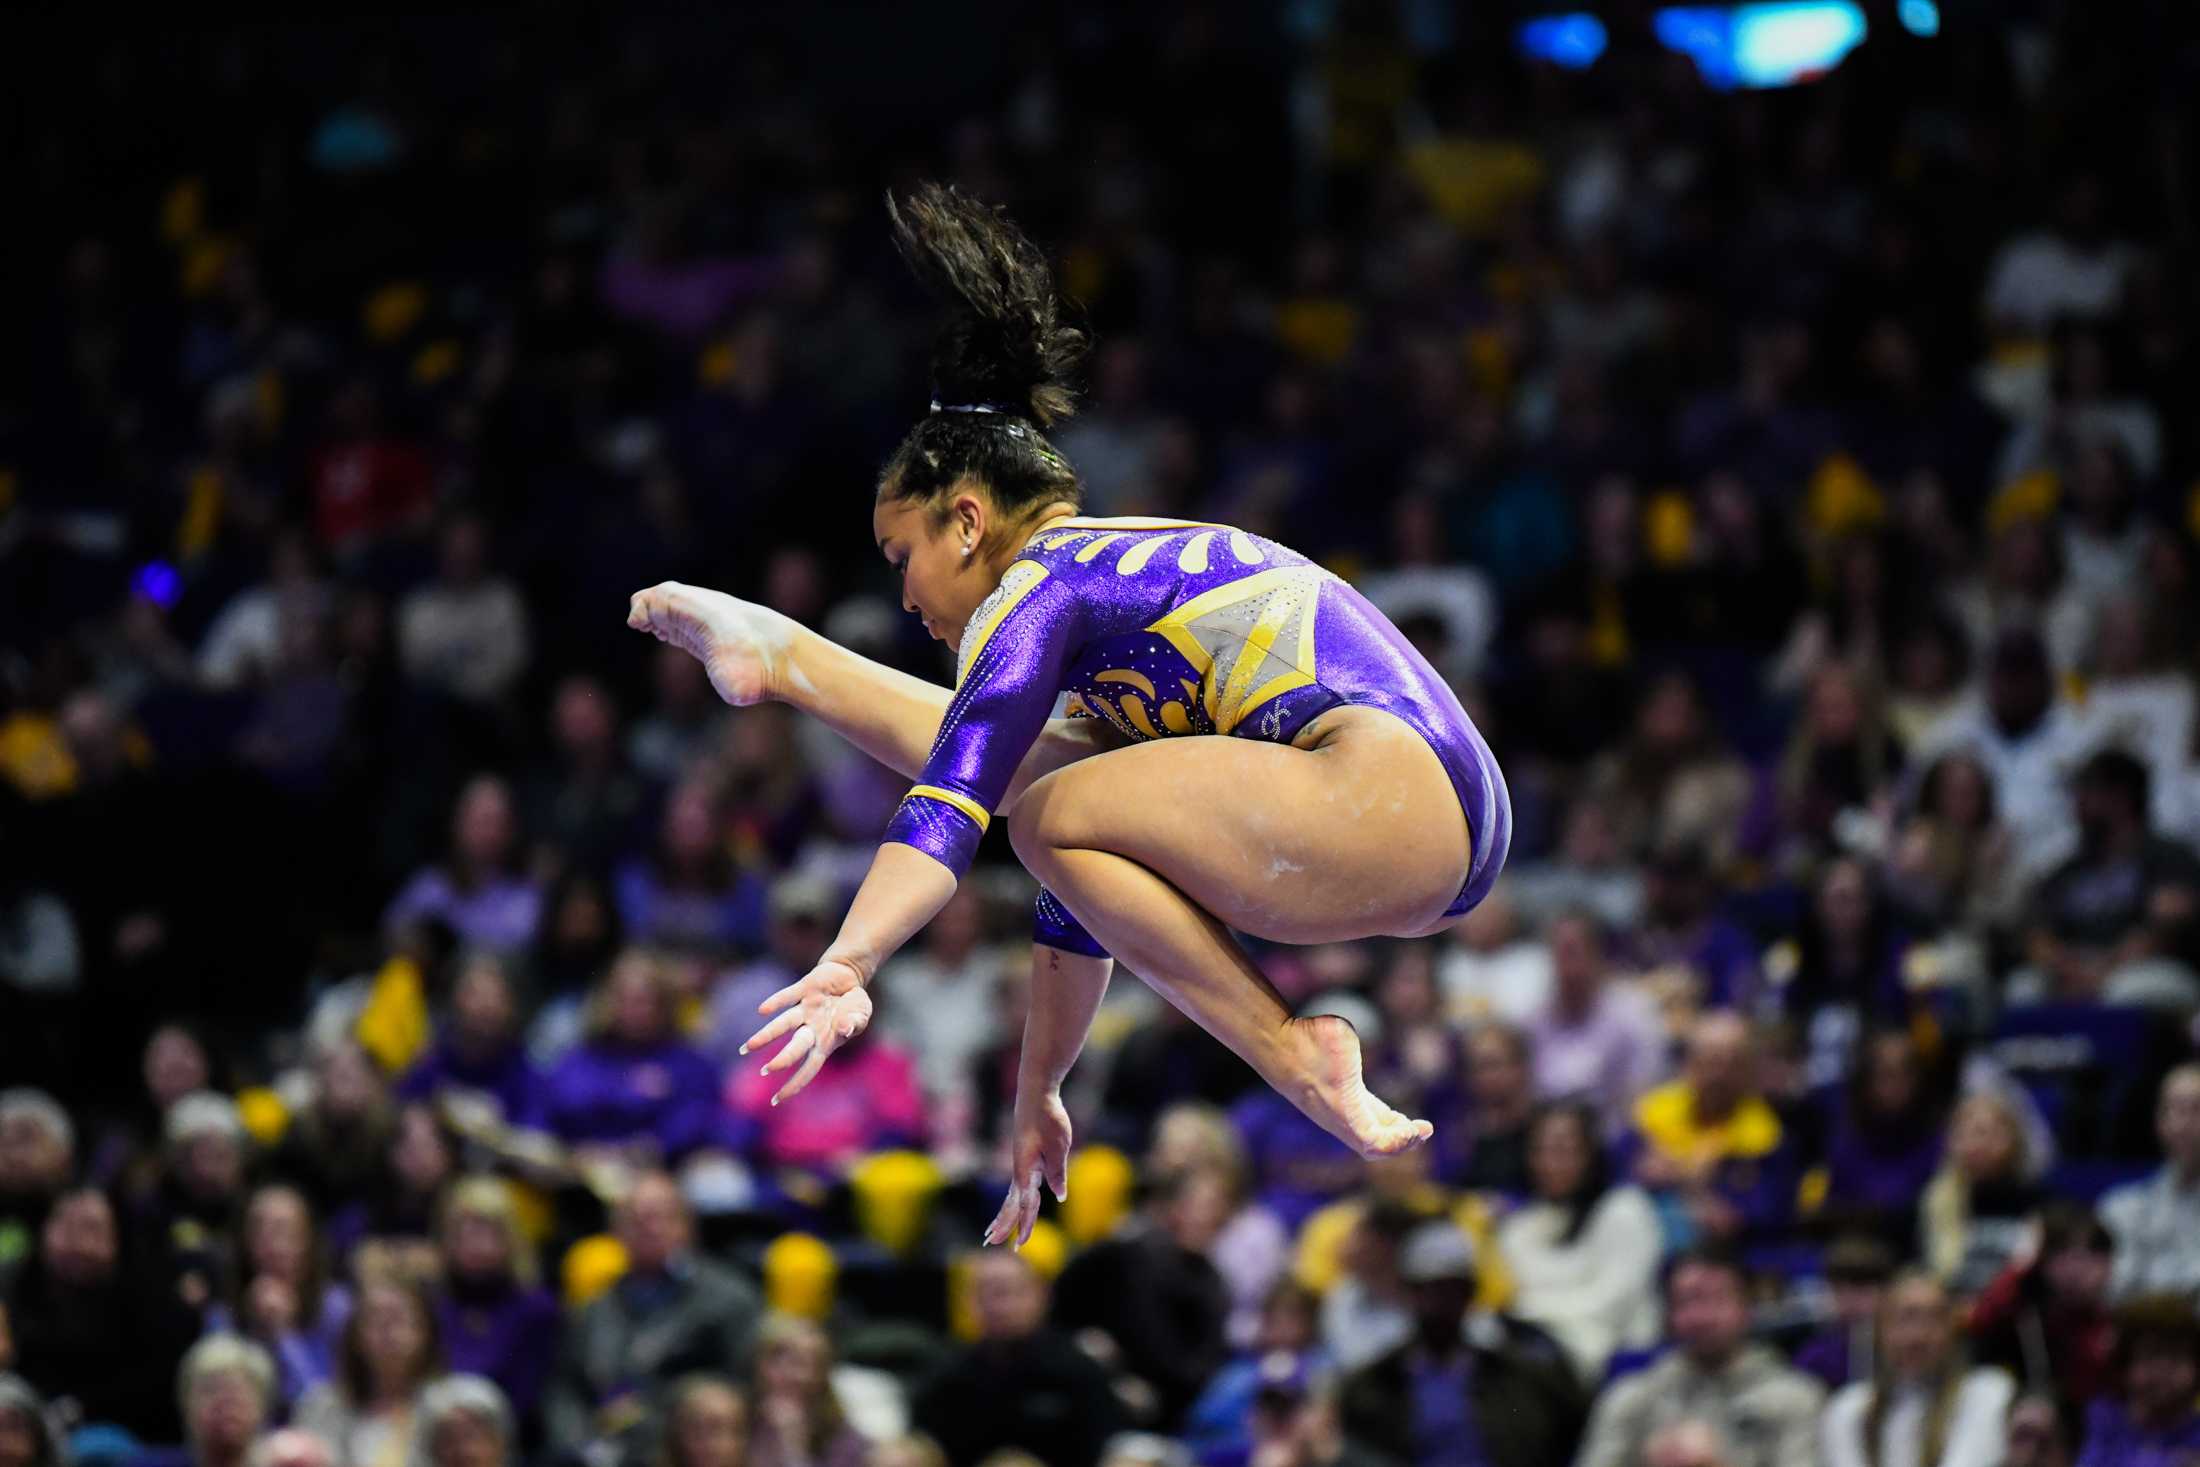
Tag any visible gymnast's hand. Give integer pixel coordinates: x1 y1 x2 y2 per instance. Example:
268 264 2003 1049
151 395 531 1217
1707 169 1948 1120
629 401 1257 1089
986 1086 1072 1249
741 958 872 1106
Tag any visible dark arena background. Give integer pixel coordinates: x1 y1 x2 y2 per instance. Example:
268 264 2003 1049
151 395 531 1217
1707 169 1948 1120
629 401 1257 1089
5 3 2200 1466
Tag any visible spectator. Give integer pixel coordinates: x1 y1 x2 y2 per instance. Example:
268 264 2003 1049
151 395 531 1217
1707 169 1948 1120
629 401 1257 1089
726 1023 928 1179
0 1375 62 1467
1780 857 1915 1043
205 1185 352 1410
1525 911 1667 1136
629 646 732 788
295 1277 446 1467
658 1375 748 1467
396 517 530 707
1181 1281 1325 1464
2100 1064 2200 1302
1497 1100 1662 1381
272 1042 395 1219
1141 1106 1290 1351
613 781 767 962
2075 1296 2200 1467
1914 628 2090 876
1968 1204 2117 1407
144 1093 253 1313
1775 662 1903 861
1794 1235 1898 1391
140 1337 279 1467
1363 945 1474 1155
1456 1022 1535 1198
544 952 728 1170
412 1376 516 1467
2016 751 2200 1009
1887 753 2017 936
397 955 549 1141
2001 1392 2081 1467
1576 1249 1826 1467
430 1179 559 1423
1228 1363 1389 1467
911 1250 1124 1467
1333 1221 1583 1467
870 886 1001 1111
744 1316 865 1467
545 1173 763 1463
8 1185 198 1440
1922 1093 2043 1298
328 1104 458 1280
384 778 543 956
1628 1012 1793 1249
1820 1028 1948 1248
1433 891 1553 1027
704 877 842 1070
1633 847 1765 1017
0 1091 73 1283
524 676 648 880
1822 1270 2013 1467
1051 1166 1232 1427
1585 673 1752 870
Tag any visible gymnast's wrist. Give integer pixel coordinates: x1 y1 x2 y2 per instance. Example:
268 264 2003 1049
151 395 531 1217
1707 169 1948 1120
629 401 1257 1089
819 944 878 986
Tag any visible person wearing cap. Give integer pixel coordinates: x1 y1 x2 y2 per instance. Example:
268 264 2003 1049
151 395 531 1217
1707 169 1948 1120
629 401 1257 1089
1334 1220 1583 1467
1576 1249 1824 1467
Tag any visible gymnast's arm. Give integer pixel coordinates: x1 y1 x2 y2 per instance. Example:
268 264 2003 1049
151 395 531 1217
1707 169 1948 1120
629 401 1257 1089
766 612 1127 812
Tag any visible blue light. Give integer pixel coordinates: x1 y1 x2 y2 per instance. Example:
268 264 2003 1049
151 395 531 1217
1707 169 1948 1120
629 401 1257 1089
1898 0 1940 36
1655 2 1868 89
134 561 181 607
1517 13 1609 70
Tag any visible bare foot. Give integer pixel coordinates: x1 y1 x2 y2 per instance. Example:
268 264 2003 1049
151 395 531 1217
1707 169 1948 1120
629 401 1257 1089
627 582 794 707
1289 1014 1435 1158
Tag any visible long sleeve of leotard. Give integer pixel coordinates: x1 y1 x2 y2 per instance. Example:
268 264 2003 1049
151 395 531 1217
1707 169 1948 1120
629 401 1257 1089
881 558 1083 878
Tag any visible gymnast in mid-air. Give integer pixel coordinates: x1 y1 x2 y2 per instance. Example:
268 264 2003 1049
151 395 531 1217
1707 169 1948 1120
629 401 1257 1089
629 183 1510 1247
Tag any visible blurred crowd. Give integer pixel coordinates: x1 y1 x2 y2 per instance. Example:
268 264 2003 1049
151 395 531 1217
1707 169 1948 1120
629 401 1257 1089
6 3 2200 1467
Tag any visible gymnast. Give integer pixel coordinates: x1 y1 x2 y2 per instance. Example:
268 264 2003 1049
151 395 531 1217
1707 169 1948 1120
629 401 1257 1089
629 184 1510 1246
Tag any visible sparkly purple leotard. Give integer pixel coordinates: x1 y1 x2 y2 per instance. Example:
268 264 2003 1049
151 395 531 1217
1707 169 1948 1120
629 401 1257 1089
879 517 1512 956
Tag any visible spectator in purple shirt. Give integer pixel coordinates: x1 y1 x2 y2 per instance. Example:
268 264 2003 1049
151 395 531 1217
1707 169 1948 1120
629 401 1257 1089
1820 1028 1946 1247
430 1178 558 1425
398 954 548 1137
613 780 767 962
2077 1295 2200 1467
384 776 542 956
1632 846 1763 1015
543 950 729 1168
1528 910 1668 1136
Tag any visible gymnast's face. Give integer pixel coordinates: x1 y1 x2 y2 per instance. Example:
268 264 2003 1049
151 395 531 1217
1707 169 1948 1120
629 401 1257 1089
874 484 996 648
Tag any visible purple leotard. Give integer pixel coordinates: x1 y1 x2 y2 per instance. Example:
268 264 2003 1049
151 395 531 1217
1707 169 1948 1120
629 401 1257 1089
879 517 1512 956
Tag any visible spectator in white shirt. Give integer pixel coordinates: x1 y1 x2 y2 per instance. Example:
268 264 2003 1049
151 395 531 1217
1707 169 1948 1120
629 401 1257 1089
1822 1271 2013 1467
397 516 531 705
2100 1065 2200 1302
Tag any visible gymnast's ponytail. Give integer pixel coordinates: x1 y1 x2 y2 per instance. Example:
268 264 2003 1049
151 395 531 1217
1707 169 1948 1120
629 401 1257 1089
880 183 1085 518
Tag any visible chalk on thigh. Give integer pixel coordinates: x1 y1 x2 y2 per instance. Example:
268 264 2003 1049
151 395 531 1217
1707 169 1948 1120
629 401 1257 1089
1007 709 1470 943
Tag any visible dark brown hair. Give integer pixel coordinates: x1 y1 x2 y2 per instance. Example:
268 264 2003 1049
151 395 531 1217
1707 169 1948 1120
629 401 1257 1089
879 184 1084 525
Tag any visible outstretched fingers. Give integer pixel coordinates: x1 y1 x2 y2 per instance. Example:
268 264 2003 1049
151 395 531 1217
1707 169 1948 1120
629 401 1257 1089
757 1024 815 1076
739 1007 803 1057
